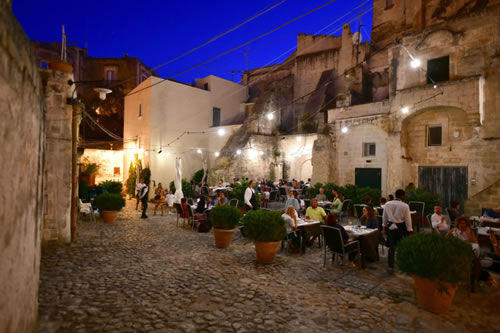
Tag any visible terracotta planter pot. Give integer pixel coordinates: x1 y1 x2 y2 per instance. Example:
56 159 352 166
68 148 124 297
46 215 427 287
101 210 118 224
412 275 458 314
253 240 281 264
238 206 246 214
213 228 235 248
48 60 73 73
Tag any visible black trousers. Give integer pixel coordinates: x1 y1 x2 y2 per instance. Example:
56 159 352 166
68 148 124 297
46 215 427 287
388 222 408 268
141 198 148 217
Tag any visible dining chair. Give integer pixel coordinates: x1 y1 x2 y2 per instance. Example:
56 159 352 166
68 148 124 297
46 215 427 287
337 199 351 223
229 198 238 207
320 225 361 268
174 203 186 227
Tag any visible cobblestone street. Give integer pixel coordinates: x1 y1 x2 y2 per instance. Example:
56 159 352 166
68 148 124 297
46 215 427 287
37 202 500 333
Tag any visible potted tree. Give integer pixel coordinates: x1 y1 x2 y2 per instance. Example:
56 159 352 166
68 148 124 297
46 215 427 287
242 210 286 264
396 233 474 314
94 192 126 223
209 205 242 248
80 158 100 186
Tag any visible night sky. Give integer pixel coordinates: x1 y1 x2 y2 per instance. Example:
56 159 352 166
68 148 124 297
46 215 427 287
13 0 373 84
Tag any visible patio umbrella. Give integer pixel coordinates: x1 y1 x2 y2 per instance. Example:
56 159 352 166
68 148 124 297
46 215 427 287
174 157 183 203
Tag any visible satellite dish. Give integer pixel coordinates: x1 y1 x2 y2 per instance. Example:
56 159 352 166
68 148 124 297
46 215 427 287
352 31 362 45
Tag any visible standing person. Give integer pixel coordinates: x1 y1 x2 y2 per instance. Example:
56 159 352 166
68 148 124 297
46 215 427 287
244 180 257 212
135 179 145 210
165 189 175 214
153 183 165 216
382 189 413 270
139 182 149 219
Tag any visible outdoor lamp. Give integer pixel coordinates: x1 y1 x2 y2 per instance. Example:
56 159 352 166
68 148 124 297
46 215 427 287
94 87 112 100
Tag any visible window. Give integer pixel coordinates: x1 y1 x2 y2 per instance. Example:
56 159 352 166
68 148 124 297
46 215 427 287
204 82 209 91
212 107 221 127
427 125 442 146
385 0 394 9
138 104 142 118
362 143 376 157
106 70 115 82
427 56 449 83
114 167 121 177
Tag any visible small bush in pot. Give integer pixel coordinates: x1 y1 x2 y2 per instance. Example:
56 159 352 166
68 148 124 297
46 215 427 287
396 232 474 314
94 192 126 223
101 180 123 195
242 210 286 264
209 205 242 248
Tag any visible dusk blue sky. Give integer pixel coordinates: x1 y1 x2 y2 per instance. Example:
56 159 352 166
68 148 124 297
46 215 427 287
13 0 373 84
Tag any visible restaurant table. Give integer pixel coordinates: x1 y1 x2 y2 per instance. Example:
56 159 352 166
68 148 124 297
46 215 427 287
344 225 381 267
297 219 321 253
211 187 232 192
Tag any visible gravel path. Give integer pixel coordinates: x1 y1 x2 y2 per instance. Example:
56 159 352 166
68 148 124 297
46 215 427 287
37 201 500 333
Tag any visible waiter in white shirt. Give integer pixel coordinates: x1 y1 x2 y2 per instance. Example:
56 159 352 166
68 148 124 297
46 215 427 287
244 180 257 212
382 189 413 269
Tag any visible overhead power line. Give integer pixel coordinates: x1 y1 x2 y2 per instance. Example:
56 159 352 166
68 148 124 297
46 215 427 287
126 0 339 97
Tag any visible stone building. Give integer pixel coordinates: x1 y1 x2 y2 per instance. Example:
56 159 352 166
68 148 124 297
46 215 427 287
123 75 248 186
216 0 500 214
33 41 156 148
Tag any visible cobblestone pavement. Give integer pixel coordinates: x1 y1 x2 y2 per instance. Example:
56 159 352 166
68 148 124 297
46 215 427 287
38 202 500 333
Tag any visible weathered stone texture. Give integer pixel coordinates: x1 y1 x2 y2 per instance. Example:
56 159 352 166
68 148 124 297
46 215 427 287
42 70 74 245
0 3 45 332
464 180 500 216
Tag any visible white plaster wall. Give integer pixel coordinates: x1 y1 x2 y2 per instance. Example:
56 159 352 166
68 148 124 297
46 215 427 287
81 149 124 184
336 124 388 195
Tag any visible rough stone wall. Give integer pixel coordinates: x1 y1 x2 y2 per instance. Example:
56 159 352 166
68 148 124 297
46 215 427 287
465 180 500 216
42 69 74 245
0 2 45 331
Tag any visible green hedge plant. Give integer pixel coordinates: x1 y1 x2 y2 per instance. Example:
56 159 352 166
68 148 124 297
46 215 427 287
94 193 126 212
209 205 242 230
169 178 192 198
404 186 441 216
242 210 286 242
102 180 123 194
396 233 474 284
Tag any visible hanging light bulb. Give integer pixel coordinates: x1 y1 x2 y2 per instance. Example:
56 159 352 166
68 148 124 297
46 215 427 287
266 113 274 120
341 126 348 133
401 106 409 114
296 136 302 142
197 149 202 154
215 152 220 157
217 128 225 136
158 148 162 154
259 151 264 156
236 149 242 155
410 58 421 68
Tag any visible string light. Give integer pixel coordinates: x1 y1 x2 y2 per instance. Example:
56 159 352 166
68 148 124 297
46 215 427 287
197 148 202 154
341 126 348 133
217 128 225 136
401 106 409 114
158 148 162 154
236 149 242 155
259 151 264 156
215 152 220 157
266 112 274 120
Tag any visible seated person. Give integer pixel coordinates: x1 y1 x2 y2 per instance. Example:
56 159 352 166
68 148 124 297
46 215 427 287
448 200 461 224
196 196 206 213
431 205 449 235
486 206 500 219
282 206 301 249
331 190 344 215
314 188 327 201
360 206 378 229
446 216 478 244
216 192 228 206
180 198 189 218
380 197 387 208
489 231 500 257
387 194 394 201
305 199 327 223
217 179 223 187
285 190 300 213
326 214 353 245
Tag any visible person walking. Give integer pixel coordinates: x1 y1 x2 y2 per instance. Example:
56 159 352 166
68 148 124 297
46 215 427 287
244 180 257 212
135 179 145 210
382 189 413 270
140 182 149 219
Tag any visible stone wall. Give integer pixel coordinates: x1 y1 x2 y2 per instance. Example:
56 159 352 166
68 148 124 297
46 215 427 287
0 2 45 331
465 180 500 216
42 69 74 245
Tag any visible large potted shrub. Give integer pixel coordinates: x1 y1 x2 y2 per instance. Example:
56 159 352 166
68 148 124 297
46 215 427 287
102 180 123 194
396 233 474 314
242 210 286 264
209 205 242 248
80 158 100 186
94 192 126 223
